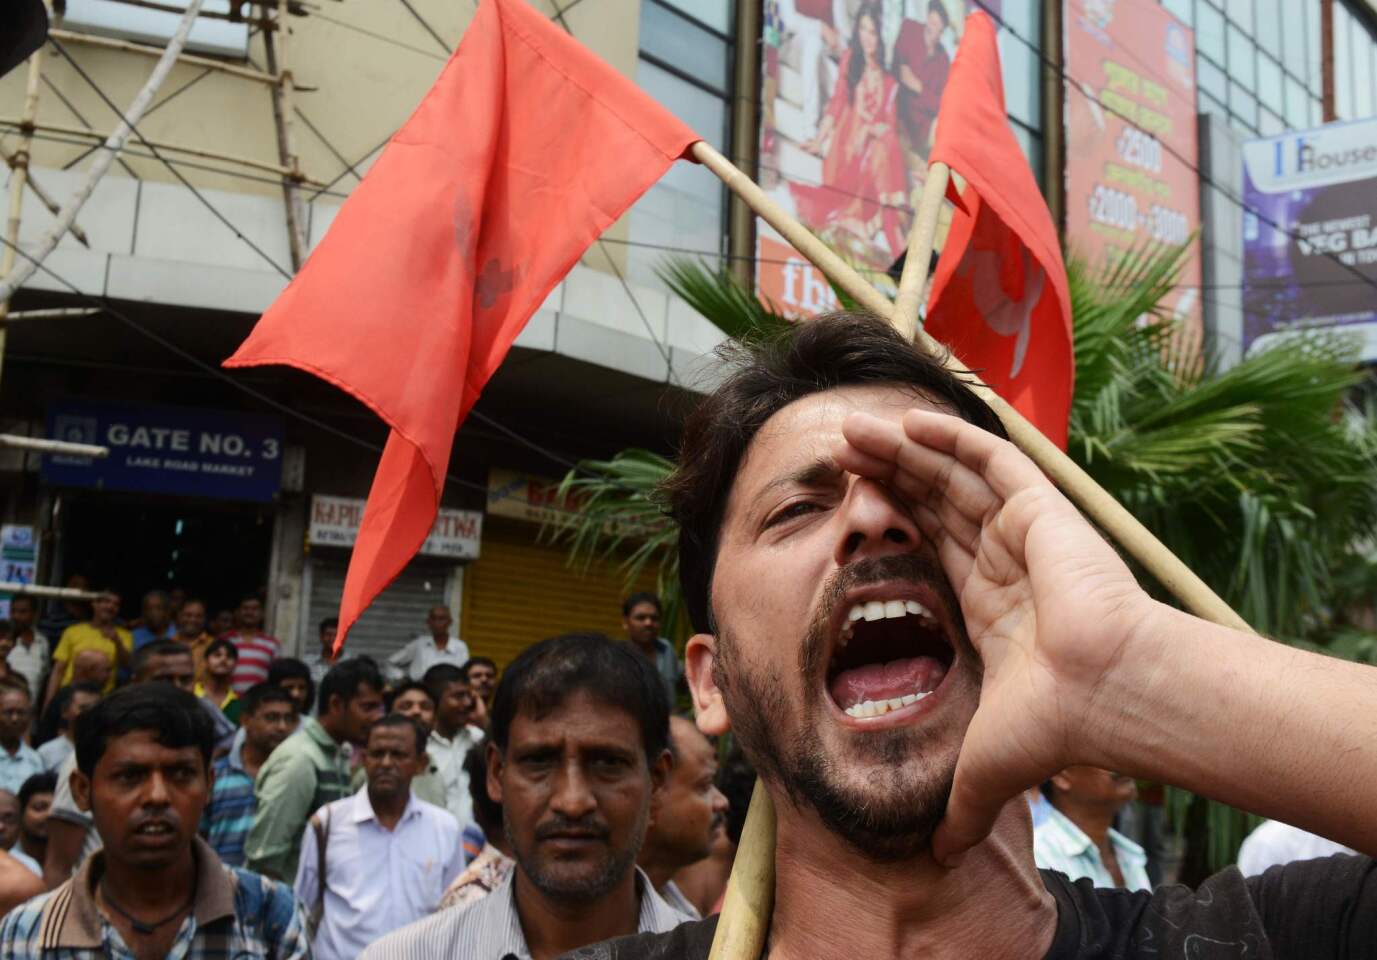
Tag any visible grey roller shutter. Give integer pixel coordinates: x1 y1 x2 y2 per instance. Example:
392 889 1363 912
306 551 456 666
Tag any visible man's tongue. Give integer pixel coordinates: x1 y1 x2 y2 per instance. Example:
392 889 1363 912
830 656 946 710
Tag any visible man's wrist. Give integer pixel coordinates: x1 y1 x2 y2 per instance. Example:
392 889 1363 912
1075 595 1181 774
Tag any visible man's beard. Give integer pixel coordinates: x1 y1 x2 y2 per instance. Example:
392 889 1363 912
713 555 969 863
508 803 650 904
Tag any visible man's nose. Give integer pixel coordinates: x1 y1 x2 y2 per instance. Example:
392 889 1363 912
548 762 597 820
832 475 920 565
144 771 172 806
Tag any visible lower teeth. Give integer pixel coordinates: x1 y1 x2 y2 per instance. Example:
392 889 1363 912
844 690 930 718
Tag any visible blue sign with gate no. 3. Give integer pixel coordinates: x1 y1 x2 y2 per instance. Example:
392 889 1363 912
41 401 285 502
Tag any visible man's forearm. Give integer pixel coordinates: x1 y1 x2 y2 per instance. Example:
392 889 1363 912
1095 601 1377 856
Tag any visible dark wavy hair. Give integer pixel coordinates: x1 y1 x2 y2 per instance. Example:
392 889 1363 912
846 3 886 96
660 312 1007 634
74 683 214 776
490 632 669 765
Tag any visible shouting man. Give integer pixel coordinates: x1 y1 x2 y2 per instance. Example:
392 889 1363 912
595 314 1376 960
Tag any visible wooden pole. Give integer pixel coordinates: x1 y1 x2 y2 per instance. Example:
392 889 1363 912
706 780 775 960
890 161 949 339
0 118 327 186
692 138 1252 960
0 0 208 307
0 29 49 394
263 0 309 270
0 147 90 247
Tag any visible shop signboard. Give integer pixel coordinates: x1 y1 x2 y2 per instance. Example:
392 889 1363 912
41 401 284 502
1241 117 1377 357
0 525 37 619
486 468 582 527
1063 0 1202 338
309 494 482 560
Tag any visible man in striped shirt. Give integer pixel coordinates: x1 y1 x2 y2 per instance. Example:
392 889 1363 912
360 633 690 960
199 684 297 866
222 595 281 693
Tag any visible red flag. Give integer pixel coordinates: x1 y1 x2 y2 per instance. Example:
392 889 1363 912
924 12 1073 448
225 0 698 650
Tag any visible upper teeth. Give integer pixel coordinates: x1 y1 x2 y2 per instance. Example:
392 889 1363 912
838 599 933 647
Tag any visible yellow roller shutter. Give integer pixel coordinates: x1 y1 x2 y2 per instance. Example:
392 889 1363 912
461 517 660 669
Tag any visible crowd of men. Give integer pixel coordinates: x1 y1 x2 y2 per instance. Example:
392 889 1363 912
0 316 1369 958
0 585 751 958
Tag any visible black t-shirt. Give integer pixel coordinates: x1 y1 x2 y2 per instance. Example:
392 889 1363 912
566 855 1376 960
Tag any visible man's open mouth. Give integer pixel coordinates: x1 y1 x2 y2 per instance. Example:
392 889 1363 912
825 587 956 721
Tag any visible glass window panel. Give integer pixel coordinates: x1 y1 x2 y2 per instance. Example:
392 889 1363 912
1227 22 1255 86
1199 89 1227 118
1230 79 1258 126
1283 0 1307 77
1286 73 1310 126
1228 111 1256 137
1259 107 1284 135
1196 2 1226 63
1198 54 1228 100
1254 0 1281 59
656 0 732 35
1227 0 1252 29
639 0 729 92
1163 0 1193 26
1256 53 1283 112
999 15 1039 127
1335 6 1354 119
1356 30 1374 118
627 61 726 287
1305 0 1322 91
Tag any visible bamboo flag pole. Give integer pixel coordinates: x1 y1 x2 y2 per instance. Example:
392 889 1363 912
692 139 1253 960
890 161 950 339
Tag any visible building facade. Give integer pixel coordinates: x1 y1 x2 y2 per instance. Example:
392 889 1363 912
3 0 1376 663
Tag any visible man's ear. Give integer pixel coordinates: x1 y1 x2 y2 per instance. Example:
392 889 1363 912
485 741 504 805
685 633 729 737
70 768 91 814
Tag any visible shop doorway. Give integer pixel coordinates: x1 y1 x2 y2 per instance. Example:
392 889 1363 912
58 494 274 622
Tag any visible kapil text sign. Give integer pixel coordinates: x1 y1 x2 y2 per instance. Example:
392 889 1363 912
310 495 482 560
42 401 284 502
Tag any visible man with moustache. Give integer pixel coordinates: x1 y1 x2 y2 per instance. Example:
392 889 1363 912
636 716 728 918
0 684 308 957
593 313 1376 960
1034 768 1149 891
361 633 690 960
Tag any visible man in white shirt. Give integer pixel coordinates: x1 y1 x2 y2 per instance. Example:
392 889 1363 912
1237 819 1357 877
295 714 464 960
387 607 470 682
5 597 48 706
422 664 483 829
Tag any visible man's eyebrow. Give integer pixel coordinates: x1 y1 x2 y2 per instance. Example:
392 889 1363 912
759 456 844 498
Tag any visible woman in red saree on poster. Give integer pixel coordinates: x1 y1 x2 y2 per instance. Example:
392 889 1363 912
790 3 909 262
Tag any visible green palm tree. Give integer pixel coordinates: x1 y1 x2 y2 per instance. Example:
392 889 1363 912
552 246 1377 872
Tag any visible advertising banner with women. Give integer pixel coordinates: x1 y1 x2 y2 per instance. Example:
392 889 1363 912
760 0 974 312
756 1 1000 315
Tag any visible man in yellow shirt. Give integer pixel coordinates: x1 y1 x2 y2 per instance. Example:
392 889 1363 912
44 588 131 706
